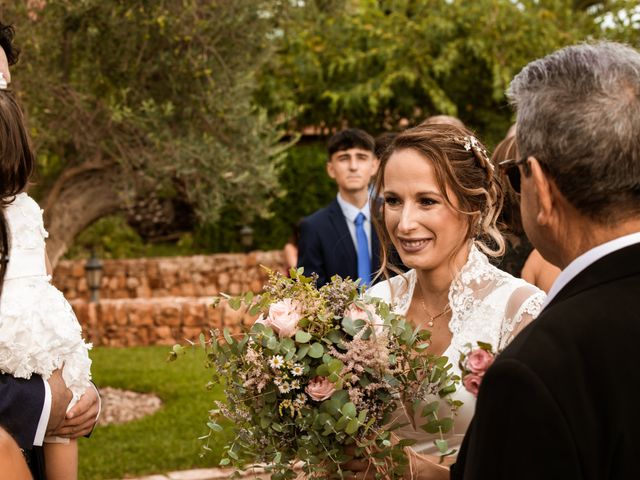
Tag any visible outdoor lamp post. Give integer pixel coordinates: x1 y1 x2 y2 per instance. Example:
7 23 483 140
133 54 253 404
85 250 104 303
239 225 254 252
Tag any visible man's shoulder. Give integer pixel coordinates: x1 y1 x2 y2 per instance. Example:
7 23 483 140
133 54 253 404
301 200 339 227
498 271 638 380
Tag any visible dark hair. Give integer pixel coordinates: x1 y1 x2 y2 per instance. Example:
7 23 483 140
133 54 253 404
0 23 19 66
491 135 523 236
0 91 36 298
373 123 504 279
327 128 375 159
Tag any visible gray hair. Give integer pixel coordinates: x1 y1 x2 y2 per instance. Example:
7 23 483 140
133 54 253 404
508 41 640 222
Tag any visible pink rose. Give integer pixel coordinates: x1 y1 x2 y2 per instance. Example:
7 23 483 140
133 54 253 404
466 348 494 375
462 373 483 397
263 299 301 338
305 376 336 402
345 303 385 336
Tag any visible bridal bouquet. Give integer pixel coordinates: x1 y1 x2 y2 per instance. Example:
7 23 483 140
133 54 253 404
177 269 458 479
459 341 496 397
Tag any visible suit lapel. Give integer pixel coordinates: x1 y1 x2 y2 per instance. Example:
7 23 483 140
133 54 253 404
545 242 640 311
327 199 357 260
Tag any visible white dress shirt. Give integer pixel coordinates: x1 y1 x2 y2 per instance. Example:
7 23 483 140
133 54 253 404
336 193 373 259
34 378 51 446
543 231 640 309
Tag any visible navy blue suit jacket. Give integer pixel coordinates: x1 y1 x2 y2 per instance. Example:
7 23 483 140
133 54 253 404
0 373 45 450
297 199 381 287
451 242 640 480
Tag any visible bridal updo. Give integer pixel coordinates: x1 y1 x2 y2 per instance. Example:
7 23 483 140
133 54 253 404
373 123 505 276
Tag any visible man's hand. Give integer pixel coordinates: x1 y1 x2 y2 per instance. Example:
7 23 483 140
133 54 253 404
46 369 72 432
49 384 100 438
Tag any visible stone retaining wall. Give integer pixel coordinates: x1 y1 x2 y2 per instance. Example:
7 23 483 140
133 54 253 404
54 250 285 301
53 251 286 347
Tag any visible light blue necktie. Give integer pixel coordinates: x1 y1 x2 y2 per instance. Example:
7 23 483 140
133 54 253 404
354 212 371 287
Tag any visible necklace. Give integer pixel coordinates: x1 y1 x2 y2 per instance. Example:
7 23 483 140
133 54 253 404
420 298 451 328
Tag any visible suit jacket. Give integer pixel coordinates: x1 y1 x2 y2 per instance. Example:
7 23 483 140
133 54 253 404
0 374 46 478
0 373 45 450
451 242 640 480
297 199 381 287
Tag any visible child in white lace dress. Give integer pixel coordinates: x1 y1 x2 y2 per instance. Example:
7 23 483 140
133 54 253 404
0 86 91 479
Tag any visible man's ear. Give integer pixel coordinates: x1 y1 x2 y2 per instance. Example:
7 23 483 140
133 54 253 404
326 159 336 179
529 157 554 226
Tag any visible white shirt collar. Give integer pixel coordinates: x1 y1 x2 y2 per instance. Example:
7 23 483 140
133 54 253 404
336 193 370 223
543 231 640 308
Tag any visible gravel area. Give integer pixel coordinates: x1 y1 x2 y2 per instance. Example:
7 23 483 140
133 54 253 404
98 387 163 426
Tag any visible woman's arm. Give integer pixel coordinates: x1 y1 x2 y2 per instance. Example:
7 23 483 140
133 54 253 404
0 427 32 480
343 446 450 480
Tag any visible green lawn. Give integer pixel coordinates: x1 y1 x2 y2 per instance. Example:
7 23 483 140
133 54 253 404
79 346 233 479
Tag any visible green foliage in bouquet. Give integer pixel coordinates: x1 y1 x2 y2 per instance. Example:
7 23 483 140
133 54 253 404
176 269 459 479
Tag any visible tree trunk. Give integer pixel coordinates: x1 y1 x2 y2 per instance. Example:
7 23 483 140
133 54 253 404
43 163 122 267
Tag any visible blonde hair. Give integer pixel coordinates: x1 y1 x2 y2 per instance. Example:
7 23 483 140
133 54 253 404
372 123 504 279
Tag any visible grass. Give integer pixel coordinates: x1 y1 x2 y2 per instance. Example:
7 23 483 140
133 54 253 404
79 346 233 479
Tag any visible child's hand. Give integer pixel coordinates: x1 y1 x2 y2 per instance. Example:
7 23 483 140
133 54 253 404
49 385 100 438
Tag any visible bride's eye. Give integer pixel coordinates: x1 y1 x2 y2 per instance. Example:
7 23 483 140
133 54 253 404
384 195 400 207
419 197 437 207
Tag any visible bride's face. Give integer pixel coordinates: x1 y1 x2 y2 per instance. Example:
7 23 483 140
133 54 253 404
383 148 469 272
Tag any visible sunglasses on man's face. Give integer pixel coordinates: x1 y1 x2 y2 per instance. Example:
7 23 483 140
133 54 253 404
498 157 529 194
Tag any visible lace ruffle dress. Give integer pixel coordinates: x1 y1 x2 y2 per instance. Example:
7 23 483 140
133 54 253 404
0 193 92 408
367 244 546 457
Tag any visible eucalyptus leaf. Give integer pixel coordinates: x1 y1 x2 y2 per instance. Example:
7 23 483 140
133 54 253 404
308 342 324 358
295 330 312 343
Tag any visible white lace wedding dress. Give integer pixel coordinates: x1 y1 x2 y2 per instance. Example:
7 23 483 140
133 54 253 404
0 192 92 407
367 244 545 457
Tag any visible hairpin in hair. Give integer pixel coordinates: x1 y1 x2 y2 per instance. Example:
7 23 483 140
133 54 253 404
458 135 494 173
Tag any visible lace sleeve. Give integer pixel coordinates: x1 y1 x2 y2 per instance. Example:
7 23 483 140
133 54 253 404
498 285 546 349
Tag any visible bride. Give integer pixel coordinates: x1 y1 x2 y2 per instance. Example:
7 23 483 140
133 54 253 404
350 123 545 479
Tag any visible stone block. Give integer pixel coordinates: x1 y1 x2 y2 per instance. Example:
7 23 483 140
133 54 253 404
115 303 129 326
156 303 181 327
250 279 263 293
98 303 116 325
182 326 205 342
228 282 242 295
155 325 173 340
204 285 219 296
183 302 206 327
217 272 230 291
136 284 152 298
181 283 196 297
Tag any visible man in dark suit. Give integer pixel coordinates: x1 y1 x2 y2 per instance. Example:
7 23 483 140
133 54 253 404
451 42 640 479
0 23 101 479
297 128 381 287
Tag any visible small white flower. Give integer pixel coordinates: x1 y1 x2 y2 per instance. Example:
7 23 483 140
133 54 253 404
293 393 307 408
291 379 301 390
278 381 292 393
273 377 282 386
269 355 284 370
291 364 304 376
